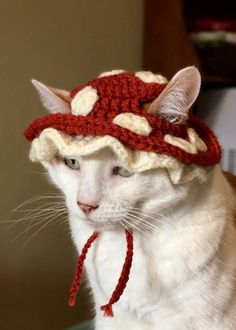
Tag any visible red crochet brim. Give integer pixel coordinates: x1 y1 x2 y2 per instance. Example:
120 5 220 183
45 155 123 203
24 113 221 167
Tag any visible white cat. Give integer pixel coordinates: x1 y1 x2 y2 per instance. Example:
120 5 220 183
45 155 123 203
26 68 236 329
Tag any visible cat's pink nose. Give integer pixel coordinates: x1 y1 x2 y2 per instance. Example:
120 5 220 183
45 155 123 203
77 201 99 214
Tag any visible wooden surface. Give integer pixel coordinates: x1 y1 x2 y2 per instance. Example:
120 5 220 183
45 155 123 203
144 0 236 87
144 0 200 78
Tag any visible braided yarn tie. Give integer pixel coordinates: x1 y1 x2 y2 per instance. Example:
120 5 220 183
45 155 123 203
68 229 134 317
68 231 100 307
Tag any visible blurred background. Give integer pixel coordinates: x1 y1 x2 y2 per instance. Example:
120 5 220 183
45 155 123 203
0 1 235 329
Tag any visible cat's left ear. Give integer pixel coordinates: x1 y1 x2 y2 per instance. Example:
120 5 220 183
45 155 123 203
32 79 71 114
147 66 201 124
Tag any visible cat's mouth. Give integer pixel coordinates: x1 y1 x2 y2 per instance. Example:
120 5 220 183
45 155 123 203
76 203 137 231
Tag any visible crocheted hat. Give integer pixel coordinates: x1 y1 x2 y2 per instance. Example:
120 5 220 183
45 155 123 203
24 68 221 184
24 68 221 317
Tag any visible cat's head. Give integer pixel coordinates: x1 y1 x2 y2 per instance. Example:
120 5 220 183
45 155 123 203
25 67 220 231
46 148 183 231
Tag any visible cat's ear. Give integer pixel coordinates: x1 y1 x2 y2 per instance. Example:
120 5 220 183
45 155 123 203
147 66 201 124
31 79 71 114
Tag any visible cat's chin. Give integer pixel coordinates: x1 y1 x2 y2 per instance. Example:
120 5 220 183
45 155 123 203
86 218 121 231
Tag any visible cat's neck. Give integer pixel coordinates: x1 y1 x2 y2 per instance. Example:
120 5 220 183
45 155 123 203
162 166 233 228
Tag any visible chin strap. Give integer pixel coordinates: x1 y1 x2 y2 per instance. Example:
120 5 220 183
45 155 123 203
68 231 100 307
68 229 134 317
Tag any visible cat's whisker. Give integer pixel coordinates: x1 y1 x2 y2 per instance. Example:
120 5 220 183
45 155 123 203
11 210 68 242
20 215 67 251
129 210 167 224
4 199 66 221
130 207 169 220
23 207 67 236
58 218 69 227
21 211 68 246
120 219 129 232
121 218 140 236
122 217 153 240
130 207 232 230
10 195 64 212
5 205 67 220
11 218 49 242
30 169 47 174
15 202 66 213
130 207 169 219
4 196 65 224
126 214 161 236
130 217 161 234
4 206 67 231
128 210 174 231
2 210 66 224
45 213 68 228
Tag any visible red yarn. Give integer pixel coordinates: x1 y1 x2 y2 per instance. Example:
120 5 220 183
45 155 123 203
24 72 221 167
68 231 99 307
100 229 133 317
68 229 134 318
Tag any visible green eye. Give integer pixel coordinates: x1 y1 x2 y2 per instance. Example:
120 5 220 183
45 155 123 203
64 158 80 170
112 166 133 177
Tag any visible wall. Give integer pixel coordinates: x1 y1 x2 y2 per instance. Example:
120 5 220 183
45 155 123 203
0 1 143 329
196 87 236 175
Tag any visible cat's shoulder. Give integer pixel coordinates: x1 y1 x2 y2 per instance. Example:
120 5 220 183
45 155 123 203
224 171 236 193
223 171 236 227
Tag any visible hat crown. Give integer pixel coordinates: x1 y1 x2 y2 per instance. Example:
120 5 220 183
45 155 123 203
70 71 167 117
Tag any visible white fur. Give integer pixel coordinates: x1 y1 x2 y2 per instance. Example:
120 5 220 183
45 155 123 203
44 150 236 330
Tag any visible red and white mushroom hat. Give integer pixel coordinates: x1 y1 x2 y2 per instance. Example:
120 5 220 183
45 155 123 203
24 67 221 183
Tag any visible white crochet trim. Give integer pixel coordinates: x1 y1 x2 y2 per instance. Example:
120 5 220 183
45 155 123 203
29 128 209 184
113 113 152 136
98 70 126 78
71 86 99 116
135 71 168 84
164 128 207 154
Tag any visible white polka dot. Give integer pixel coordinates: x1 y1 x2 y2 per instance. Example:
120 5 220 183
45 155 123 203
164 128 207 154
71 86 99 116
135 71 168 84
113 113 152 136
98 70 126 78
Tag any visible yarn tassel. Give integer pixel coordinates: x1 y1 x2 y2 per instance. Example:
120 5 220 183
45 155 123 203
68 231 100 307
100 229 133 317
100 303 114 317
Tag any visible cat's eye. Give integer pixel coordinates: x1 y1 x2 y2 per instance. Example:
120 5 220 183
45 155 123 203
112 166 133 177
64 158 80 170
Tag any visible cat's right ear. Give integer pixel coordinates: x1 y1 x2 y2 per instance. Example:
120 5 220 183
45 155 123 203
31 79 71 114
147 67 201 124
